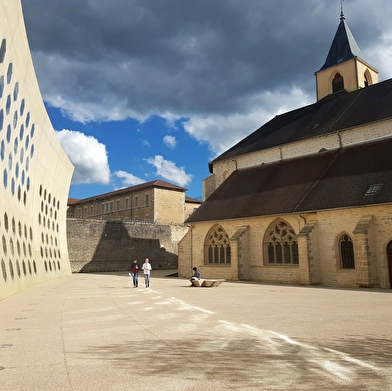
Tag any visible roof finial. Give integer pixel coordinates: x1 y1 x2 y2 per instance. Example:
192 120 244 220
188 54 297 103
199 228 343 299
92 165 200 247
340 0 345 20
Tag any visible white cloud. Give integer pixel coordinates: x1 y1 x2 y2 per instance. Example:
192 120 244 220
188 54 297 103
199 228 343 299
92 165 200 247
56 129 110 184
184 87 313 156
113 170 145 187
367 33 392 82
163 135 177 149
146 155 193 187
141 138 151 147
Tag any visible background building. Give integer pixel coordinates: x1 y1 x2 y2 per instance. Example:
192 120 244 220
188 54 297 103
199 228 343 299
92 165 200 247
67 179 201 224
66 180 201 272
179 12 392 289
0 1 74 300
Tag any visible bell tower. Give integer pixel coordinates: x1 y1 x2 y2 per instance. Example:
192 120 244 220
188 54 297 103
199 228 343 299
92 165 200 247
315 6 378 101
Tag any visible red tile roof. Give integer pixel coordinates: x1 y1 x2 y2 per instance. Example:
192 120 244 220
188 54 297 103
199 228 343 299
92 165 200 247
68 179 186 205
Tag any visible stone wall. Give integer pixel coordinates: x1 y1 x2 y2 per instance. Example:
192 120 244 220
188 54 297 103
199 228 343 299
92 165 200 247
67 218 188 273
178 206 392 288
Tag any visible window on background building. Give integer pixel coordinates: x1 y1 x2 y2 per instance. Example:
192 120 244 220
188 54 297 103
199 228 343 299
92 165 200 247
204 225 231 264
145 194 149 206
339 234 355 269
125 198 129 209
101 204 104 214
84 207 87 217
110 201 113 212
264 219 299 265
116 200 120 210
135 196 139 207
105 202 109 213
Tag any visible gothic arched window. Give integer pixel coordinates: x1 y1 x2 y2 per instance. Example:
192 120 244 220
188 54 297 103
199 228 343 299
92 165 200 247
204 225 231 264
364 74 369 87
332 73 344 93
264 220 299 265
339 234 355 269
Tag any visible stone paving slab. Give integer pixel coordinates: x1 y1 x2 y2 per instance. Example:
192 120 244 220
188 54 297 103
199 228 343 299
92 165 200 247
1 271 392 390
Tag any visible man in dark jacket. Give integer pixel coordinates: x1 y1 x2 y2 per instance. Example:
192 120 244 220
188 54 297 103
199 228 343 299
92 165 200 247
130 259 139 288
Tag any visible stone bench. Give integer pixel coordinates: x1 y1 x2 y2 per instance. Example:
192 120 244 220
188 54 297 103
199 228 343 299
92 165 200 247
190 278 225 287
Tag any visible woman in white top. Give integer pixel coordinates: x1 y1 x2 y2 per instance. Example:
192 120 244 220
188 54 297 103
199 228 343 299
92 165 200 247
142 258 152 288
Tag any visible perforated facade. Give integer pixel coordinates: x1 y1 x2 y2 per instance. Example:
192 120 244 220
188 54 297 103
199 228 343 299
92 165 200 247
0 1 74 300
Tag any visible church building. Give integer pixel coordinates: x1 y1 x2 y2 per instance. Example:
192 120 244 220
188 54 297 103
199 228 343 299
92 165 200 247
178 10 392 289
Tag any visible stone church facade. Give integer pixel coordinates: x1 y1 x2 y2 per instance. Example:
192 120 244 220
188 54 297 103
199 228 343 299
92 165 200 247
179 11 392 289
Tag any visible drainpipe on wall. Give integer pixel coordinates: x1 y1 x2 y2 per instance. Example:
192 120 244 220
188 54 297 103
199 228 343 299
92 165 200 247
190 224 193 274
337 131 343 149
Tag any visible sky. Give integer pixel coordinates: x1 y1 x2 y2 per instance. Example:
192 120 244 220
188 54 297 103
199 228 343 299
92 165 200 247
20 0 392 200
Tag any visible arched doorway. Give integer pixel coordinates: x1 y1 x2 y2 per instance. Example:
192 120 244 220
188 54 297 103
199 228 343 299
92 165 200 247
387 241 392 288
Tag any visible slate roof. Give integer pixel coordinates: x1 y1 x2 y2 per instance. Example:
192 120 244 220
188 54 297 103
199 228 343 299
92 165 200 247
186 138 392 223
209 78 392 172
319 14 364 71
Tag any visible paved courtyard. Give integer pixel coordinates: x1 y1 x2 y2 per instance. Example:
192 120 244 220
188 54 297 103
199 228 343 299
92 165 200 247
1 271 392 390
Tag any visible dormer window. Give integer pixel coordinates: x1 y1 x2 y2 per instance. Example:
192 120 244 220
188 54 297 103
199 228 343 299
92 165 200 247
365 184 383 196
332 73 344 93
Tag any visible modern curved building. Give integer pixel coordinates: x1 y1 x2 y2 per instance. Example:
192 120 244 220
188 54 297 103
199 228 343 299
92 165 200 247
0 1 74 300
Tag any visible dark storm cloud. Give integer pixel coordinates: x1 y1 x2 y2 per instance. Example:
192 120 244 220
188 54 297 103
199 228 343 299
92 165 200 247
21 0 392 122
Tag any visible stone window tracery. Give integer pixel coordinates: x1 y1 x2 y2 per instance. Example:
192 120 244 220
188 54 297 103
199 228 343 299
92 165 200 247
204 225 231 264
265 220 299 265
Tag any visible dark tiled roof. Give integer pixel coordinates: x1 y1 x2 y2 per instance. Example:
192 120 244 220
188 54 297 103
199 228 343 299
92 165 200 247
187 138 392 223
70 179 186 205
185 196 202 204
210 78 392 171
319 17 363 71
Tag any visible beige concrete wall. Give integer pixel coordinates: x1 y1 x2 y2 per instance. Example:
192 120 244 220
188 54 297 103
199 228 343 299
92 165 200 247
179 205 392 288
0 1 73 301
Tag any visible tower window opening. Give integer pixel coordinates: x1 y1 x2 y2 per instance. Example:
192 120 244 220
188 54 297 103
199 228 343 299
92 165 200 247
332 73 344 93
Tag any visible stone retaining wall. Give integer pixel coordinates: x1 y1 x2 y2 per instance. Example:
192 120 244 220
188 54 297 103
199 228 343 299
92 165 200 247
67 218 188 272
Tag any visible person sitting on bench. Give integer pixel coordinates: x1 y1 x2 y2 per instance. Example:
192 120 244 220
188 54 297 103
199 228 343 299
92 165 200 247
190 267 201 283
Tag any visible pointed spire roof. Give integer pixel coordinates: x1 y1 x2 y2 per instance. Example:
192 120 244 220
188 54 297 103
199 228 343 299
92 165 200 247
318 11 363 71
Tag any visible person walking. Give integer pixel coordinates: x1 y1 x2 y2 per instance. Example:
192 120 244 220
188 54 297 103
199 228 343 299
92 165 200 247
142 258 152 288
130 259 139 288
